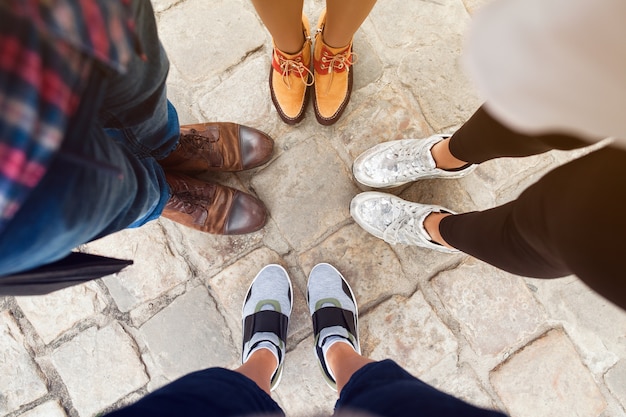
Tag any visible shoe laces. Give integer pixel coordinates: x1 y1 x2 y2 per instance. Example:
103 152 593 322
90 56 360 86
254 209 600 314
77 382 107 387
316 34 357 93
178 129 223 167
167 181 216 214
275 41 314 89
363 142 432 184
376 198 427 246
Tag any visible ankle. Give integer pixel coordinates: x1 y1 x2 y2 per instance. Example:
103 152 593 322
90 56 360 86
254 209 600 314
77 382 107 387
320 31 351 50
423 212 455 249
275 33 307 55
431 138 468 170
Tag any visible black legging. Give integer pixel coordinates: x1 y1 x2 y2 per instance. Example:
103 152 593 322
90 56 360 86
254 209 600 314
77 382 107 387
439 107 626 309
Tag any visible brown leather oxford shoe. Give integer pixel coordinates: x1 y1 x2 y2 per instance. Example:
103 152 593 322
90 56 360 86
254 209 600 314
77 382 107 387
159 122 274 173
161 173 267 235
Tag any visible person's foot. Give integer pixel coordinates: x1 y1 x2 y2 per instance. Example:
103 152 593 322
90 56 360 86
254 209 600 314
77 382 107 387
352 134 475 188
350 191 459 253
162 173 267 235
312 9 355 126
307 263 360 391
159 122 274 173
270 16 313 125
242 264 293 391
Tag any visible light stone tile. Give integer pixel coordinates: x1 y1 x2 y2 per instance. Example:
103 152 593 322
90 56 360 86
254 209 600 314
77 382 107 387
334 83 431 160
474 152 567 206
83 222 191 312
432 260 546 356
491 329 607 417
273 336 336 417
370 0 470 49
352 34 384 91
15 282 105 344
17 401 66 417
462 0 493 15
158 216 265 280
360 293 458 375
207 248 310 347
197 55 273 126
401 174 479 214
252 138 359 251
138 285 237 384
0 311 47 415
528 275 626 374
150 0 177 13
421 363 500 412
606 360 626 410
157 0 265 81
298 224 413 310
398 46 482 131
51 323 148 417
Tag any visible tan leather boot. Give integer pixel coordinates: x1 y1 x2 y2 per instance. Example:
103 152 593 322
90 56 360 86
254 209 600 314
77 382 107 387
312 10 355 125
162 173 267 235
159 122 274 173
269 16 313 125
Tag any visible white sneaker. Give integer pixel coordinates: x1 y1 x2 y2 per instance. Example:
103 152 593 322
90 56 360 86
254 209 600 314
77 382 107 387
350 192 459 253
352 134 475 188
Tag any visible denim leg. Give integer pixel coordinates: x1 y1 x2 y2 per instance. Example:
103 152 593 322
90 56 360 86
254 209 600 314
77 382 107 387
0 118 166 275
0 0 177 275
104 368 284 417
334 360 507 417
98 0 180 227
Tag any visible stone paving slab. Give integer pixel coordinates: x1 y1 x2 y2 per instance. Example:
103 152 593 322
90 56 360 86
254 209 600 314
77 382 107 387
431 260 547 358
360 292 458 373
0 311 47 415
490 329 607 417
84 223 192 313
17 402 65 417
137 285 237 389
15 283 105 345
2 0 626 416
50 323 148 416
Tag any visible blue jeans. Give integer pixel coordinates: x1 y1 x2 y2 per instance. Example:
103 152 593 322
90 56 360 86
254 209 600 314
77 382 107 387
104 360 508 417
0 0 178 275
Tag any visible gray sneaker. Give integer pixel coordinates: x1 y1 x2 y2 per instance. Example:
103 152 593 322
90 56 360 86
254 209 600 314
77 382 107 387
307 263 360 391
352 134 475 188
350 191 459 253
242 264 293 391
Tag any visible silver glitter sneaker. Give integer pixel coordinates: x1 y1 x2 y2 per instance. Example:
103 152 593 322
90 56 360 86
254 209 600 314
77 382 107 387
350 191 459 253
352 134 476 188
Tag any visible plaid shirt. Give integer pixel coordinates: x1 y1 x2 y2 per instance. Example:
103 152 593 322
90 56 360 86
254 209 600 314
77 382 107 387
0 0 136 235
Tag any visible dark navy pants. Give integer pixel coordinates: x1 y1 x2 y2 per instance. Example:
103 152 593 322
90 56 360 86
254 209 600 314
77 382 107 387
106 360 507 417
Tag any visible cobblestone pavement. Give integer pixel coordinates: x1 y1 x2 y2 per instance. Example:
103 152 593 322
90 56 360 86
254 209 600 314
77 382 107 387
2 0 626 416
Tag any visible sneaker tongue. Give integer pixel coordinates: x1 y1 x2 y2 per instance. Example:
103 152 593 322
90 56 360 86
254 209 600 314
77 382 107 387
420 142 438 170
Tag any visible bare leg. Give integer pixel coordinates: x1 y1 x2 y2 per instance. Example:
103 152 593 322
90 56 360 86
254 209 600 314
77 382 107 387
234 348 277 396
326 342 375 394
250 0 305 53
324 0 378 48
